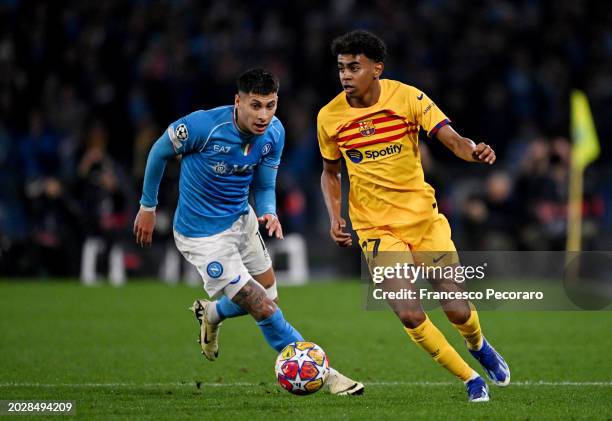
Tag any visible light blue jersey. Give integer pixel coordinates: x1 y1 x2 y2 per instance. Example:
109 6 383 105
140 105 284 237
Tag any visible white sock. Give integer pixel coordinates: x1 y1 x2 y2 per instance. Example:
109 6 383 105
205 301 222 324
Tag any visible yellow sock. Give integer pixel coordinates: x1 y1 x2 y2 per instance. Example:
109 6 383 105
452 305 484 351
404 316 475 382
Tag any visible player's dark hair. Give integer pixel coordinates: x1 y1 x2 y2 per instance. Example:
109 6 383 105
236 68 279 95
331 30 387 63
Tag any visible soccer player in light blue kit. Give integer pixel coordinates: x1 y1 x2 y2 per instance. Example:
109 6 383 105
133 68 363 395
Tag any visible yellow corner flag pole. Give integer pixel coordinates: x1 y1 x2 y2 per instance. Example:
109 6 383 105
566 90 600 256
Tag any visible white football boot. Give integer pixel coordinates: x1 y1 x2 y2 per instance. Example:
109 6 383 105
189 299 221 361
326 367 365 396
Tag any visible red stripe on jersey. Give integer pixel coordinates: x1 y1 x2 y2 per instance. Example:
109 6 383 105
343 128 418 149
338 115 411 134
338 122 408 143
338 117 418 135
335 109 400 132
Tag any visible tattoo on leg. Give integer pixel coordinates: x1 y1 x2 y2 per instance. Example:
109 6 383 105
232 280 275 321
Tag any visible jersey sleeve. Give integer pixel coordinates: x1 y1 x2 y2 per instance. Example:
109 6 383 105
166 110 212 155
262 121 285 168
408 87 451 138
139 131 176 208
252 120 284 216
251 164 278 216
317 110 342 161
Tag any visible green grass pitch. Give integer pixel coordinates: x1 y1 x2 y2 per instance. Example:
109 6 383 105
1 280 611 420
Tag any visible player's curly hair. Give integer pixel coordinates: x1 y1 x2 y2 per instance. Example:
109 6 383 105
331 30 387 63
236 68 279 95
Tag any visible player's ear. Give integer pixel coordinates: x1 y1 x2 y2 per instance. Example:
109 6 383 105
374 62 384 79
234 93 240 107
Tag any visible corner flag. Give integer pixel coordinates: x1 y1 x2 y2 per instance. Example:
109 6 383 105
566 90 600 253
570 90 600 170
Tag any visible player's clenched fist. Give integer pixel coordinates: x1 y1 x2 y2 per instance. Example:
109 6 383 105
133 208 156 247
258 214 283 239
472 142 496 164
330 217 352 247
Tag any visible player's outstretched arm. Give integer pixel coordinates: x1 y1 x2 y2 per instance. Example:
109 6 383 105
133 132 176 247
321 159 352 247
435 125 496 164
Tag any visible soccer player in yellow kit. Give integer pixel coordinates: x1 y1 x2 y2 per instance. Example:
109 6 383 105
318 30 510 402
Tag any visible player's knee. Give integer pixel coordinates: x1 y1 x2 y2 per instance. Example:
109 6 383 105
397 310 426 329
446 309 470 325
253 267 276 288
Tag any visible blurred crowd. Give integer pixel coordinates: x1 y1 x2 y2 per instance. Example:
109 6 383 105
0 0 610 277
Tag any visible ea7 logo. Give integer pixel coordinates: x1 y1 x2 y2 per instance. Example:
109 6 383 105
213 145 231 153
365 144 402 160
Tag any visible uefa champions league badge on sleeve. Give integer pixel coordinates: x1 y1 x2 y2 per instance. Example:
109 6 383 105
169 123 189 150
206 261 223 279
175 124 189 141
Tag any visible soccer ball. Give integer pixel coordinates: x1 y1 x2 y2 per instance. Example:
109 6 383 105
275 341 330 395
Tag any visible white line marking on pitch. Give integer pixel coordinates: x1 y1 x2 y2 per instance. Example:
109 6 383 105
0 381 610 388
367 381 612 386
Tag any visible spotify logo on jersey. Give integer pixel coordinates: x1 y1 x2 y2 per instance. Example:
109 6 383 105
346 144 403 164
346 149 364 163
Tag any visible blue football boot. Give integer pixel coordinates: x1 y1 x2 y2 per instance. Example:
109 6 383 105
469 337 510 386
466 376 490 402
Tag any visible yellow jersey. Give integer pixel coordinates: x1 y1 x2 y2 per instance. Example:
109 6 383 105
317 79 450 239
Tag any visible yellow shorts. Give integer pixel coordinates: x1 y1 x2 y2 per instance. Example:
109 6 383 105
356 213 459 268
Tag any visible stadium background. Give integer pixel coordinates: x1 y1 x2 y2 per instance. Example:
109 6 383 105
0 0 610 278
1 2 611 419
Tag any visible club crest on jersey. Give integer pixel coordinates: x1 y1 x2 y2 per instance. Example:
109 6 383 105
358 120 376 137
262 142 272 156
